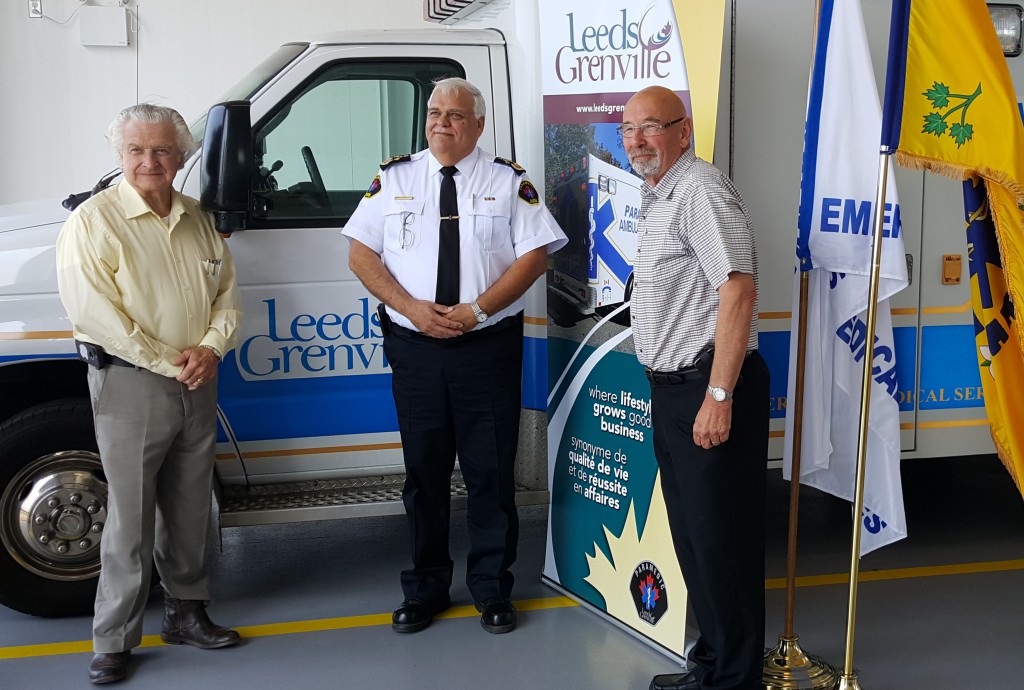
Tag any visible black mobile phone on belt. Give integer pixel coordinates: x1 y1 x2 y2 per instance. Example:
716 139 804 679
75 340 105 369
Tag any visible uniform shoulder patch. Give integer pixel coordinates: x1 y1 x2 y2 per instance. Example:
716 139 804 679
365 174 382 199
494 157 526 176
380 154 412 170
518 180 540 206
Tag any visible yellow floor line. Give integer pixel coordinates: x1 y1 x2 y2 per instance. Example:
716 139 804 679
4 561 1023 661
0 596 578 661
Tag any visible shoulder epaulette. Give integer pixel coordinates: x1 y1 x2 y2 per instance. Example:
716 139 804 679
493 157 526 176
380 154 412 170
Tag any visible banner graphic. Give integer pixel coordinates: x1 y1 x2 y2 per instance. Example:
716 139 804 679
541 0 725 656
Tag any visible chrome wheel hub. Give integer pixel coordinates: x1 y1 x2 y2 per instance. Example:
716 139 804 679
1 451 106 580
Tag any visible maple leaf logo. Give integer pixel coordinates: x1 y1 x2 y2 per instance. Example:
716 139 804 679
638 574 660 610
920 81 981 148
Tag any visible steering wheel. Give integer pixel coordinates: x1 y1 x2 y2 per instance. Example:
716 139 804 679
301 146 330 207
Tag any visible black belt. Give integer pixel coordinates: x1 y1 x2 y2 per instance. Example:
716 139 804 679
645 367 703 386
103 354 136 368
646 349 758 386
391 314 521 343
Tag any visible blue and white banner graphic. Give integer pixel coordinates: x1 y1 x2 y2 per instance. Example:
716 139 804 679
783 0 909 555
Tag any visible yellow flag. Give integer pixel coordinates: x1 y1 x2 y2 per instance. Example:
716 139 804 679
890 1 1024 194
883 0 1024 493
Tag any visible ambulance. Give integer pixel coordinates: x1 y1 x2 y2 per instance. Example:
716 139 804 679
1 0 1018 616
550 154 642 323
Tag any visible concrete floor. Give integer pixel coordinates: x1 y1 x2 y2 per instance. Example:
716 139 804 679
2 455 1023 689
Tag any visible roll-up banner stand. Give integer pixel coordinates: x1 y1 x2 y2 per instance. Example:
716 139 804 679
541 0 726 660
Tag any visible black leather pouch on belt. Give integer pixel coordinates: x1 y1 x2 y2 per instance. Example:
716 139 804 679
693 343 714 380
376 303 393 337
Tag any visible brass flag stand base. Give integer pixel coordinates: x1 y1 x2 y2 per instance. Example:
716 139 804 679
763 635 838 690
837 671 862 690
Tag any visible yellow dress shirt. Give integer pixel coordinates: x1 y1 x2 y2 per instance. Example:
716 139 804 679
56 180 243 378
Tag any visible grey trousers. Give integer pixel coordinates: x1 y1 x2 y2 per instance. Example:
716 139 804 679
88 365 218 653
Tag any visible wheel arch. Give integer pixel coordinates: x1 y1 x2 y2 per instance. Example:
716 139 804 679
0 358 89 426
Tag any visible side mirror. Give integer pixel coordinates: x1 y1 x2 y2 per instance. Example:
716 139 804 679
201 101 253 235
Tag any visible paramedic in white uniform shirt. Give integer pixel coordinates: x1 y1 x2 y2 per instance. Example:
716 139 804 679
343 77 566 635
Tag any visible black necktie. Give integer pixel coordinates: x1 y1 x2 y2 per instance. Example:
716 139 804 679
435 165 460 305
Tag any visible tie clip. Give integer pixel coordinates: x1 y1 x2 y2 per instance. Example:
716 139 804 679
440 215 460 221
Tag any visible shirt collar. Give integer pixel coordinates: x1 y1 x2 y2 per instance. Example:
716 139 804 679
642 148 696 200
427 146 482 180
117 179 189 223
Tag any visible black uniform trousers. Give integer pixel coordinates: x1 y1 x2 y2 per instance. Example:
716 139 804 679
650 351 770 690
383 316 523 609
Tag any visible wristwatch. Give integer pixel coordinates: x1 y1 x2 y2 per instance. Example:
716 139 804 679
471 300 488 324
200 344 222 360
707 385 733 402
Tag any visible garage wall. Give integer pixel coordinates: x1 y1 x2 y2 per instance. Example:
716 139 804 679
0 0 427 204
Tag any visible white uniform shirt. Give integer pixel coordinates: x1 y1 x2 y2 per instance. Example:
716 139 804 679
343 147 567 331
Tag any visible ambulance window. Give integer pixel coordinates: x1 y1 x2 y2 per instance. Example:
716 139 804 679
251 60 464 227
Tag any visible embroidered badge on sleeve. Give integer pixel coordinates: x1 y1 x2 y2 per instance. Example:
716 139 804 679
365 174 382 198
518 180 540 205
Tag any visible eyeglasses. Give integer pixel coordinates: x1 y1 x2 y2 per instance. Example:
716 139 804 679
616 117 686 139
399 212 415 249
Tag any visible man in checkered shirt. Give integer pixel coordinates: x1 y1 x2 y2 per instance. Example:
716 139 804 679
623 86 770 690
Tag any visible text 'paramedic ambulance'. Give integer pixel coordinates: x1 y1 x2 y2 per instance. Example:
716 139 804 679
0 0 1016 617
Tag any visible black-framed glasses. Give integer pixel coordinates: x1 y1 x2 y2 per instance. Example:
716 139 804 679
616 117 686 139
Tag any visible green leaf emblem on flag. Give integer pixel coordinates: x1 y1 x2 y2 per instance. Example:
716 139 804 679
920 81 981 148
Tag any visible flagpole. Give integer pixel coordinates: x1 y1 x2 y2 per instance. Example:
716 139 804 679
836 149 893 690
762 3 839 688
763 270 838 690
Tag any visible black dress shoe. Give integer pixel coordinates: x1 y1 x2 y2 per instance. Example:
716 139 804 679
477 597 517 634
650 671 700 690
88 651 130 685
392 599 437 633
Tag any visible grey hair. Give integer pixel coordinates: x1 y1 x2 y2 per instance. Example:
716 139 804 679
106 103 197 160
429 78 487 119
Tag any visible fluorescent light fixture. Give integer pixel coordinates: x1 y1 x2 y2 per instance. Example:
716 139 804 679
989 4 1023 57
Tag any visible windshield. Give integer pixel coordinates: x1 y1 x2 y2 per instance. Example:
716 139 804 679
188 43 309 146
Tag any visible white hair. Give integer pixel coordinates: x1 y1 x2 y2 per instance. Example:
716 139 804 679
429 78 487 119
106 103 197 160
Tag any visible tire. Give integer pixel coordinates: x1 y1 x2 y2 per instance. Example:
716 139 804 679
595 273 634 328
609 272 635 327
0 399 105 617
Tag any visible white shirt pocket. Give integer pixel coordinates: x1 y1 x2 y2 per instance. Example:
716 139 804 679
466 197 511 251
383 198 425 252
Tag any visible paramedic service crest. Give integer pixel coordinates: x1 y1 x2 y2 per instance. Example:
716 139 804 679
630 561 668 626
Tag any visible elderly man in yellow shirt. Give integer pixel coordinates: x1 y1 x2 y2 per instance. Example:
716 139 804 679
56 103 244 685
